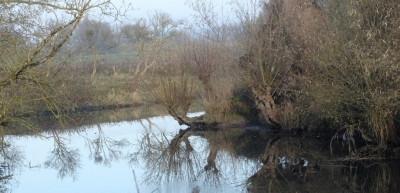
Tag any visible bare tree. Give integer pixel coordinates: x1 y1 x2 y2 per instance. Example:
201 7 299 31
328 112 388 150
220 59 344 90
121 11 184 77
72 17 119 76
0 0 127 132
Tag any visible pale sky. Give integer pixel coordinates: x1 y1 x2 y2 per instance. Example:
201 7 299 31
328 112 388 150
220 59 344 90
126 0 194 19
110 0 231 22
111 0 196 21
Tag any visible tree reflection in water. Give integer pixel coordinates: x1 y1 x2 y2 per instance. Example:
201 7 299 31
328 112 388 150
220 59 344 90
130 126 264 188
44 131 81 180
82 124 130 166
128 117 205 184
1 114 400 193
43 122 131 179
0 136 24 192
247 136 400 193
130 124 400 193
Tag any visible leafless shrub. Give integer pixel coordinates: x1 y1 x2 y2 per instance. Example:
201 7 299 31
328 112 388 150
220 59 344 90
179 36 235 123
313 0 400 147
150 60 201 126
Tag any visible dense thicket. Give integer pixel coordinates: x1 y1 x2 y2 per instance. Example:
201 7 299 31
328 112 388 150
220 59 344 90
241 0 400 148
169 0 400 150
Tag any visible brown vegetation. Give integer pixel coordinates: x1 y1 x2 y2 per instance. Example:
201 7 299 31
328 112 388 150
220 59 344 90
155 0 400 155
229 0 400 151
2 0 400 156
311 0 400 148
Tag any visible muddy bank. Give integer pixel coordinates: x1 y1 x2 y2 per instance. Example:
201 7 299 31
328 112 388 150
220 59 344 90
19 103 143 117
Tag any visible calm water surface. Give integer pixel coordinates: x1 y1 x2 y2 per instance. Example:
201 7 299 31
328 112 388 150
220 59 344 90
2 112 258 193
1 110 400 193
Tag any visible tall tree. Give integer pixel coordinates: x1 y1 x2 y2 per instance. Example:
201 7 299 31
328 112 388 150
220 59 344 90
72 17 118 76
121 11 184 76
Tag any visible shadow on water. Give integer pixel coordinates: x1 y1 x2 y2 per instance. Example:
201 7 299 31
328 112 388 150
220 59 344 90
128 121 400 193
1 108 400 192
0 136 24 193
246 134 400 193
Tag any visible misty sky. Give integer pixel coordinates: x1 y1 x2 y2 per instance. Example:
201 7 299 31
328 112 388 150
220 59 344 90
111 0 229 22
123 0 194 19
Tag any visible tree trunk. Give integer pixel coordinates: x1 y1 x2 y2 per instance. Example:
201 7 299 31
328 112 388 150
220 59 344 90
167 107 204 127
204 146 218 173
251 86 281 129
388 117 399 145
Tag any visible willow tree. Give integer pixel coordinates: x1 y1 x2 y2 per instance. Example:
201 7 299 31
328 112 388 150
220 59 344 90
121 11 185 77
0 0 125 131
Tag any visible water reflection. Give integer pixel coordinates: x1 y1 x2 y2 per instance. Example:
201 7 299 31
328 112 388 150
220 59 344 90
0 136 24 193
43 131 81 180
247 136 400 193
131 127 271 190
128 123 205 184
82 124 130 166
1 110 400 192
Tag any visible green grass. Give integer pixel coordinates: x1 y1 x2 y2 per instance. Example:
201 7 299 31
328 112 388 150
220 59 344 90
68 53 138 66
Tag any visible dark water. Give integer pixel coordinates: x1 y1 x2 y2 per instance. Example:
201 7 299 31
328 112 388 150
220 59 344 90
1 110 399 193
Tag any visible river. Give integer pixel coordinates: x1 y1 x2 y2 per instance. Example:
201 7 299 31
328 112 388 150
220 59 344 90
1 108 399 193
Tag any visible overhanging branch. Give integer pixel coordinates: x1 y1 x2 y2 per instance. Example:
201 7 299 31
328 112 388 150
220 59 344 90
0 2 89 90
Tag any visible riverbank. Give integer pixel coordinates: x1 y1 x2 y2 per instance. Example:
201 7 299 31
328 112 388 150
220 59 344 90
7 99 205 135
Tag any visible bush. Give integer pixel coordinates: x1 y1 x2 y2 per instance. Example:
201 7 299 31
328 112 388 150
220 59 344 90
312 0 400 147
